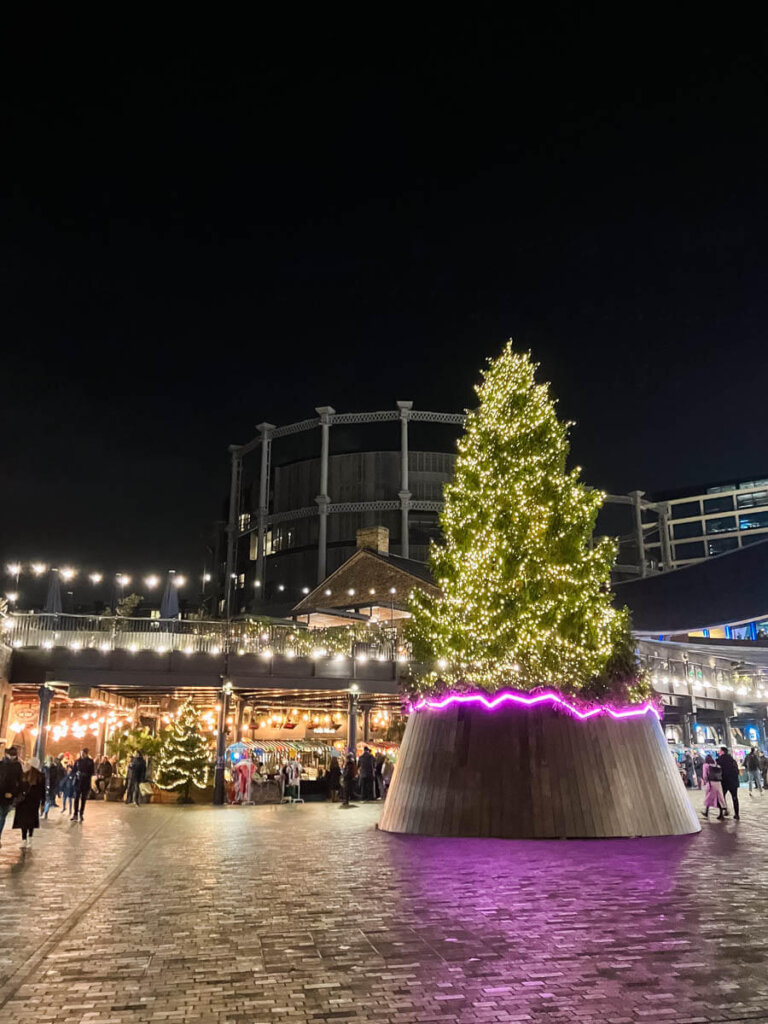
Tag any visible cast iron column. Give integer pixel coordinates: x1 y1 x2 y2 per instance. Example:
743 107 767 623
224 446 243 619
347 687 359 755
315 406 335 582
397 401 412 559
213 679 233 805
658 503 673 571
33 683 55 763
630 490 646 577
255 422 275 593
363 706 371 743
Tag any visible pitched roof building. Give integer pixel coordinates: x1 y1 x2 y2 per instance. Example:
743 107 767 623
292 526 437 627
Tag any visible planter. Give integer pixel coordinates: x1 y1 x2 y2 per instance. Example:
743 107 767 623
378 697 700 838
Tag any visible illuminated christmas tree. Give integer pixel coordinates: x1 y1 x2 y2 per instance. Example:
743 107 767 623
156 699 211 801
409 341 631 697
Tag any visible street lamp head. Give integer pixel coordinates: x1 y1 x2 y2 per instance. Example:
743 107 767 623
60 567 76 582
89 573 103 585
173 575 186 588
6 563 21 576
31 563 46 576
144 575 160 589
116 573 130 586
5 592 18 603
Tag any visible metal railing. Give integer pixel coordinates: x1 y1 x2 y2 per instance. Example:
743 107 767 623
1 612 406 661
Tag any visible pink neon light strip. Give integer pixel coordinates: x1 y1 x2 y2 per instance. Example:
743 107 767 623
409 689 661 721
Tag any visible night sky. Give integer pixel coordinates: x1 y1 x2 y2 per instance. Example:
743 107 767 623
2 17 767 583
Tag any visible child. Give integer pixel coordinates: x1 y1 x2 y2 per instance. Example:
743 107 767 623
60 765 76 816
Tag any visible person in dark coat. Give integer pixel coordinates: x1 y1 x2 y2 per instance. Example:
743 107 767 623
0 746 23 847
130 752 147 806
682 751 695 788
744 747 763 796
327 758 342 802
72 748 95 822
95 756 113 795
692 751 704 791
13 757 45 847
357 746 375 801
43 756 63 817
717 746 741 820
60 765 76 816
341 754 357 807
374 751 385 799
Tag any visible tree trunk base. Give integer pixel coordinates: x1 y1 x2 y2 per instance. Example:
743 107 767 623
378 701 700 838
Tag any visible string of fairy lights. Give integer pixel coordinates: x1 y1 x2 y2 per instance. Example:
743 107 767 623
8 703 392 744
408 343 630 696
2 562 197 607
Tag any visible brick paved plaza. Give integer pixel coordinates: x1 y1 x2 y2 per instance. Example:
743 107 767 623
1 789 768 1023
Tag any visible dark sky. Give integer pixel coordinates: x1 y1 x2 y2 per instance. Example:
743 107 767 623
2 15 767 582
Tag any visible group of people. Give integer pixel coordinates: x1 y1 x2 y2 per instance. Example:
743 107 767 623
0 745 151 851
696 745 761 821
0 745 98 848
682 746 768 795
325 747 393 806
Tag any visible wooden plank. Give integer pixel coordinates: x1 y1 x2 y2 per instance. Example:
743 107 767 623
380 702 700 839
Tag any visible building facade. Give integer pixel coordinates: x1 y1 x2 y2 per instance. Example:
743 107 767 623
646 476 768 570
225 404 463 612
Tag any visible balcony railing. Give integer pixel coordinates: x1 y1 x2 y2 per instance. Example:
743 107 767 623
1 612 404 661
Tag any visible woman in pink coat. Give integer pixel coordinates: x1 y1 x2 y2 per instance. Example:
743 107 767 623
702 754 726 820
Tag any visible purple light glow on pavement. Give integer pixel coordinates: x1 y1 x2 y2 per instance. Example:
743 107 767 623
409 689 661 721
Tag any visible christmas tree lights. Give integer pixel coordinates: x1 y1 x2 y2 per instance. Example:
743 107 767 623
408 341 639 700
156 698 212 801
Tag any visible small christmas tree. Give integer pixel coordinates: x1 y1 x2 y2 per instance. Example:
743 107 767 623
156 699 211 802
409 341 632 697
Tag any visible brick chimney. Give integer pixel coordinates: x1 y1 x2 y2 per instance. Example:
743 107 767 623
356 525 390 554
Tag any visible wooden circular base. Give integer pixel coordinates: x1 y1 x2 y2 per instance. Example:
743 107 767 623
379 702 700 838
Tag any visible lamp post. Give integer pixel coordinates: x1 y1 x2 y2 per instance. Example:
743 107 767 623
347 684 359 755
34 682 56 763
213 678 233 805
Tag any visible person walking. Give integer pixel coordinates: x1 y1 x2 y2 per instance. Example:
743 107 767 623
693 751 704 790
124 752 137 804
357 746 375 801
381 756 394 797
683 750 695 788
701 755 726 820
761 750 768 789
341 753 357 808
60 765 76 816
72 747 95 822
327 757 341 802
745 747 763 796
0 746 23 847
130 751 147 806
374 751 385 799
717 746 741 820
13 757 45 848
43 755 63 818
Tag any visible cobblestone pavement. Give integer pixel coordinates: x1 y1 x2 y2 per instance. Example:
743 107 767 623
2 788 768 1023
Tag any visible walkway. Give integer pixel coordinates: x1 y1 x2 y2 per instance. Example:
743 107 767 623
2 789 768 1023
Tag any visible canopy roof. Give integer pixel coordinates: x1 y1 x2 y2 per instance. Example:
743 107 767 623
616 538 768 635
